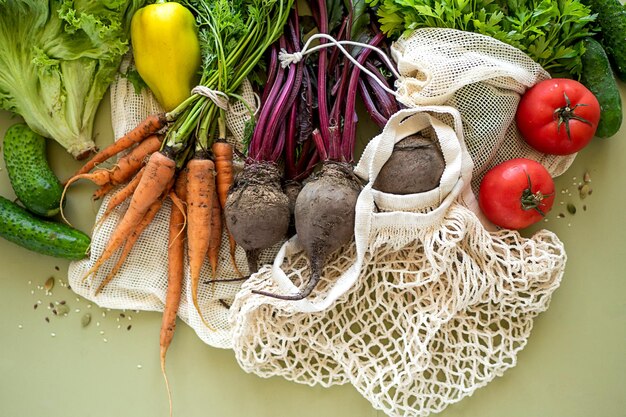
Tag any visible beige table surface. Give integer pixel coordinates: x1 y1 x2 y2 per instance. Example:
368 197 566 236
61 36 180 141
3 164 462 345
1 84 625 417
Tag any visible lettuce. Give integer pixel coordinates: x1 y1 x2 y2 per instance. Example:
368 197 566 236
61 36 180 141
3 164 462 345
0 0 144 158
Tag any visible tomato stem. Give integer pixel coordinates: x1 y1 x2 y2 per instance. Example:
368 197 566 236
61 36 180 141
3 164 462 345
554 92 592 141
521 171 552 216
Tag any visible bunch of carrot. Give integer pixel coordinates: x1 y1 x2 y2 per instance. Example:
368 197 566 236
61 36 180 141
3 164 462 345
63 0 294 414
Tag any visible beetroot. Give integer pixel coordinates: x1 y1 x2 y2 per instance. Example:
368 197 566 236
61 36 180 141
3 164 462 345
251 0 397 300
224 14 303 273
254 162 361 300
225 163 290 273
373 134 445 194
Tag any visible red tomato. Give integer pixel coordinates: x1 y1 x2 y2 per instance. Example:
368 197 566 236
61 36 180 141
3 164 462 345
516 78 600 155
478 158 555 230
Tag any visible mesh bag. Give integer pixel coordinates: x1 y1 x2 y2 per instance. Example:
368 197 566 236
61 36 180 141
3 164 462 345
230 107 566 417
391 28 575 209
67 56 273 348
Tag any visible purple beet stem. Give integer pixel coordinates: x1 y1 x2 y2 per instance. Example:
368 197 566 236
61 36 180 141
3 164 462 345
341 32 387 161
358 78 388 128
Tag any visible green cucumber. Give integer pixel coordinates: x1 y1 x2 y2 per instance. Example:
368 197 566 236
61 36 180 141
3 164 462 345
2 123 64 217
0 196 90 260
581 0 626 81
579 38 623 138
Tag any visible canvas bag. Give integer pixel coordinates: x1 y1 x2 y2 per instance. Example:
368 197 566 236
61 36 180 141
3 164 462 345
67 56 271 348
230 106 566 417
228 29 569 417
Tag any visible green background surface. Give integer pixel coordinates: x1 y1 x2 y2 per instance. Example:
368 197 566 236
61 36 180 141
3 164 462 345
1 84 625 417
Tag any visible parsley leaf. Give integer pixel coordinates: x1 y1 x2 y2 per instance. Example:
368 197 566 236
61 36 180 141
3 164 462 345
367 0 596 77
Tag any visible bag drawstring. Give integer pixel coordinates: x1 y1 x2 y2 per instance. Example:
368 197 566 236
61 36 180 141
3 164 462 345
278 33 402 99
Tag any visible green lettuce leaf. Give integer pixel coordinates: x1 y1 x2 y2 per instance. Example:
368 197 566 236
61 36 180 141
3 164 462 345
0 0 144 158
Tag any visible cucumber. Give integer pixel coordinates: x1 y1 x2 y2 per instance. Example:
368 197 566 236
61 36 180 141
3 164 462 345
0 196 90 260
2 123 64 217
579 38 623 138
581 0 626 81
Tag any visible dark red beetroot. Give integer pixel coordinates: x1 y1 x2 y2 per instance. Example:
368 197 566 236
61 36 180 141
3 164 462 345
373 134 445 195
256 161 361 300
225 162 290 274
224 14 303 273
252 0 397 300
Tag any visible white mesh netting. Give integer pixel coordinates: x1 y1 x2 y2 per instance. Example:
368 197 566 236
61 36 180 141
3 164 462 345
391 28 576 204
229 105 566 417
67 56 274 348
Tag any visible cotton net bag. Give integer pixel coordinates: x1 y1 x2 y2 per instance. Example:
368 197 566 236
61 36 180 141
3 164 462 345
67 56 271 349
228 29 568 417
230 105 566 417
391 28 576 207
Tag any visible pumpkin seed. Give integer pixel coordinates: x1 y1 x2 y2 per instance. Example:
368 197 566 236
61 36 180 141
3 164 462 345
579 184 591 199
81 313 92 328
567 203 576 215
44 277 55 292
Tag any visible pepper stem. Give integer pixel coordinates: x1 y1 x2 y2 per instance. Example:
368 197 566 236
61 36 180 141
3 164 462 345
554 92 592 141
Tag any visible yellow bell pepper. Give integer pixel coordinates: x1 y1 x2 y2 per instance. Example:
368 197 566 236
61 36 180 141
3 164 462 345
130 1 201 112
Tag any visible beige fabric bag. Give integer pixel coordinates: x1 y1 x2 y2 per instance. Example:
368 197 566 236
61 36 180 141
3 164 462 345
67 56 269 348
230 107 566 417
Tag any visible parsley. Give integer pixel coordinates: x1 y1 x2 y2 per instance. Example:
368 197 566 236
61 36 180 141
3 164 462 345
367 0 596 77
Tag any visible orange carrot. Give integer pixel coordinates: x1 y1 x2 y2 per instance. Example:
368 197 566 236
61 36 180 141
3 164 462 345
160 174 187 417
71 113 167 178
94 196 165 295
109 134 162 185
186 157 216 331
207 187 222 281
82 151 176 281
101 166 146 218
212 140 242 277
92 183 116 201
64 170 111 188
212 140 234 209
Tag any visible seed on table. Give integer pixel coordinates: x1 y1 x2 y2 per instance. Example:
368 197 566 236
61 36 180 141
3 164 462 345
567 203 576 215
44 277 55 292
81 313 91 328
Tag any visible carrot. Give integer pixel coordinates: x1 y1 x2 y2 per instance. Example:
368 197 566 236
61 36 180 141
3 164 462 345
71 113 167 178
92 182 116 201
212 140 243 277
60 169 112 225
64 170 111 188
102 166 146 218
186 157 216 331
108 134 162 185
207 187 222 284
94 196 165 295
212 140 234 209
160 174 187 417
82 151 176 281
